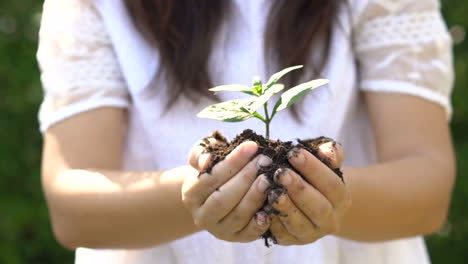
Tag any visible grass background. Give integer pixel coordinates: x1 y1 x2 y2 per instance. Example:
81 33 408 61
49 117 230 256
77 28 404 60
0 1 466 263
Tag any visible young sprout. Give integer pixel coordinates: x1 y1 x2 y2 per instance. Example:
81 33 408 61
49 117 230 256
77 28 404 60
197 65 329 139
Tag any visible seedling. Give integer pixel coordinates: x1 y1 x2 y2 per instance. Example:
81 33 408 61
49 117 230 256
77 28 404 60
197 65 329 139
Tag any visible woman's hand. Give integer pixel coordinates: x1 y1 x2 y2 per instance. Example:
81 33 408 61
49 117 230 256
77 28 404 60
182 137 273 242
269 142 350 245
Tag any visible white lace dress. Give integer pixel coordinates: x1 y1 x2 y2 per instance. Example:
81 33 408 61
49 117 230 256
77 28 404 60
37 0 454 263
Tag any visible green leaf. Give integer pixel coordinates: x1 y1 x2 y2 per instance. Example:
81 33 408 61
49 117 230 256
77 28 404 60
252 111 267 122
265 65 303 89
209 84 256 96
197 98 255 122
252 76 263 95
252 85 262 95
243 84 285 113
273 79 329 113
252 76 262 87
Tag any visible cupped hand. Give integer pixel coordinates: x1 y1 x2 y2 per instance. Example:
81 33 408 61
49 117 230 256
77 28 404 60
182 136 273 242
269 142 351 245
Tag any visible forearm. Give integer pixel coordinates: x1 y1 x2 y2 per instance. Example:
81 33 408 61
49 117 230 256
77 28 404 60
43 165 200 249
337 153 455 241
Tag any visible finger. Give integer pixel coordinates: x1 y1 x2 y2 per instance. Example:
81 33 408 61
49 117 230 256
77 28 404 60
316 141 344 169
269 192 317 240
269 214 299 245
287 148 347 208
189 136 225 171
200 156 271 224
185 141 259 207
274 168 334 229
235 211 271 242
219 173 271 231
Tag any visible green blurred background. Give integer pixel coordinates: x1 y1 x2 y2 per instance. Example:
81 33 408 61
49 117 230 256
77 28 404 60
0 1 466 263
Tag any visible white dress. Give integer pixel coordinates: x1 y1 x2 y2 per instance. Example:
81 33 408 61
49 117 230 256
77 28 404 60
37 0 454 263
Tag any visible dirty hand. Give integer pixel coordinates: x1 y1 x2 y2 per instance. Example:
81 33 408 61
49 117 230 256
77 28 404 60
182 136 272 242
269 142 350 245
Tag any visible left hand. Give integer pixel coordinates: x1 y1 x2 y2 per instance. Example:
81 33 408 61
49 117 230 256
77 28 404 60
268 142 351 245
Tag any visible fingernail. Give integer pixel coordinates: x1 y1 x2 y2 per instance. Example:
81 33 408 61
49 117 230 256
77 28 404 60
257 175 270 193
335 142 345 167
274 168 290 186
318 141 344 169
257 154 272 168
255 212 268 226
288 147 304 164
268 188 286 205
280 172 291 186
276 194 287 205
318 142 336 168
199 153 212 171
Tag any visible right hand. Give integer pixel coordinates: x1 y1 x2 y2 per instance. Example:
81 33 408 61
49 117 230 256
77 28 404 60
182 136 272 242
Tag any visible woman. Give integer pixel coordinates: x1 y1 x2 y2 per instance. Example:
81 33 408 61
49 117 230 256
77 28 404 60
37 0 455 263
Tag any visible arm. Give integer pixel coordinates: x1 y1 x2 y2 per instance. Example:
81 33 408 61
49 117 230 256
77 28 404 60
337 92 455 241
335 0 456 241
43 107 272 249
42 108 200 249
267 93 455 244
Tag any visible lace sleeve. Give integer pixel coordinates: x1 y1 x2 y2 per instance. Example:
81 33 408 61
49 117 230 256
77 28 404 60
37 0 129 133
354 0 454 118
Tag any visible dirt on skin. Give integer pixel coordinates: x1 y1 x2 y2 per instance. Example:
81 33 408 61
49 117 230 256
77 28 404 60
199 129 343 247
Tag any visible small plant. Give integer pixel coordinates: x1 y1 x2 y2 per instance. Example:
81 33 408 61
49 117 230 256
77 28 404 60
196 66 340 246
197 65 329 139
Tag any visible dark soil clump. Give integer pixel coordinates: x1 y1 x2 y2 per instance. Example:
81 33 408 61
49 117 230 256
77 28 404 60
200 129 343 246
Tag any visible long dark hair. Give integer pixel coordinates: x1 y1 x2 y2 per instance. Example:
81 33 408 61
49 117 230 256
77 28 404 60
125 0 341 113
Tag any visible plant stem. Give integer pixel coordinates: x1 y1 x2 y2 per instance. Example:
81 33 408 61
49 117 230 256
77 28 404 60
263 103 270 139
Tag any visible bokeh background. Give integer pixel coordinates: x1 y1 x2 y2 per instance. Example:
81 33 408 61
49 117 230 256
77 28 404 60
0 1 466 263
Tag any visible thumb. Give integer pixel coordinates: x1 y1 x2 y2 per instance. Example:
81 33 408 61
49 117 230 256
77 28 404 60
188 131 227 171
316 140 344 169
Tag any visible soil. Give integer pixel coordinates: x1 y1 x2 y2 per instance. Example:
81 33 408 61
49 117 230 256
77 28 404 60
200 129 343 247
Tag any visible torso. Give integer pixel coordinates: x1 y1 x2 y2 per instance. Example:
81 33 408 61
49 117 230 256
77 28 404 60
74 0 430 263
